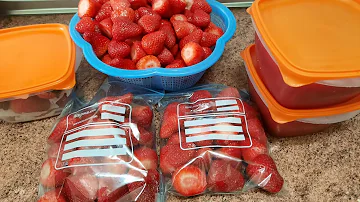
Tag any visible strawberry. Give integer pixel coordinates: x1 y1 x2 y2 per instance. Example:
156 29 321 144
132 105 153 128
108 40 131 58
99 93 133 104
207 160 245 192
170 14 188 24
202 47 212 58
48 116 79 144
95 2 113 22
179 29 203 49
188 9 210 27
97 157 129 175
141 31 166 55
64 174 99 201
205 22 224 37
47 143 61 158
110 0 131 10
130 41 147 63
128 0 148 9
67 157 98 175
10 97 50 113
247 118 267 145
241 139 268 162
97 186 129 202
190 90 212 102
170 44 179 56
160 143 196 174
99 18 113 38
137 126 155 147
190 0 212 13
124 35 142 45
160 19 172 27
169 0 187 14
184 0 194 9
83 31 101 43
94 0 110 4
127 169 159 202
78 0 99 18
243 102 260 119
76 17 96 34
135 10 141 21
40 158 69 187
111 7 136 22
109 58 136 69
152 0 171 18
102 54 113 65
217 87 240 98
175 52 182 59
138 14 161 33
194 148 212 169
38 188 67 202
37 92 57 99
157 48 174 66
167 132 186 145
160 102 188 138
200 32 218 47
133 147 158 170
137 7 155 17
112 18 143 41
159 24 177 49
172 165 207 196
217 143 242 161
91 34 110 57
172 21 197 39
166 59 186 68
181 42 204 66
136 55 161 69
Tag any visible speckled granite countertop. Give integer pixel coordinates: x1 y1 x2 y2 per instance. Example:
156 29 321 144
0 9 359 202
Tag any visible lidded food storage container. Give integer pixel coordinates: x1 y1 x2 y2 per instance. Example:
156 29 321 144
0 24 82 123
248 0 360 109
241 45 360 137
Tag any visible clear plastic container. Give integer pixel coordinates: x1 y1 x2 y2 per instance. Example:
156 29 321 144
241 45 360 137
0 24 83 123
248 0 360 109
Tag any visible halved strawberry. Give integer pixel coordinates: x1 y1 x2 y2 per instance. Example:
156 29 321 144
78 0 99 18
202 47 212 58
64 174 99 201
111 7 136 22
130 41 147 63
157 48 174 66
137 7 155 17
40 158 69 187
133 147 158 170
152 0 171 18
132 105 153 128
141 31 166 55
109 58 136 69
181 42 204 66
95 2 113 22
97 186 129 202
169 0 186 14
172 165 207 196
170 14 188 24
38 188 67 202
99 18 113 38
10 97 50 114
124 35 142 45
47 143 61 158
165 59 186 68
112 18 143 41
83 31 101 43
194 148 212 169
160 143 196 174
188 9 210 28
200 32 218 47
172 21 197 39
190 0 211 13
99 93 133 104
217 87 240 98
91 34 110 57
102 54 113 65
110 0 131 10
136 55 161 69
170 44 179 56
167 131 186 145
241 139 268 162
159 24 177 49
127 169 159 202
179 29 203 49
76 17 96 34
108 40 131 58
128 0 148 9
138 14 161 33
247 118 267 145
205 22 224 37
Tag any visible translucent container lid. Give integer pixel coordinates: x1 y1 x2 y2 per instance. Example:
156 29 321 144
241 45 360 124
248 0 360 86
0 24 76 100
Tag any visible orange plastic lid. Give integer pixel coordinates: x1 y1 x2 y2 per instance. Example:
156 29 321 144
248 0 360 86
241 44 360 123
0 24 76 99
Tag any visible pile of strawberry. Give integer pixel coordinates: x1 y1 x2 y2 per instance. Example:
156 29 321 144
38 93 160 202
159 87 284 196
75 0 224 70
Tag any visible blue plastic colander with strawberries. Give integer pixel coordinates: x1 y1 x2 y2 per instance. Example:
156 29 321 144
69 0 236 91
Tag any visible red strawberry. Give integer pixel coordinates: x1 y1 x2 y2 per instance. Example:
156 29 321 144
243 102 260 119
181 42 204 66
172 165 207 196
194 148 212 169
128 0 148 9
138 14 161 34
207 160 245 192
127 169 159 202
95 2 113 22
132 105 153 128
166 59 186 68
124 35 142 45
40 158 69 187
67 157 98 175
99 93 133 104
76 17 96 34
99 18 113 38
188 9 210 27
134 10 141 21
37 92 57 99
205 22 224 37
160 19 172 27
108 40 130 58
110 0 131 10
170 44 179 56
170 14 188 24
48 116 78 144
179 29 203 49
169 0 187 14
102 54 113 65
167 132 186 145
64 174 99 201
137 7 155 17
112 18 143 41
38 188 67 202
47 143 61 158
241 139 268 162
152 0 171 18
172 21 197 39
10 97 50 113
133 147 158 170
91 34 110 57
160 111 178 139
159 24 177 49
190 0 212 13
158 48 174 66
78 0 99 18
83 31 100 43
136 55 161 69
185 0 194 9
175 52 182 59
109 58 136 69
111 7 136 22
130 41 147 63
217 87 240 98
190 90 212 102
97 186 129 202
94 0 110 5
200 32 218 47
247 118 267 145
137 126 155 147
202 47 212 58
141 31 166 55
217 144 242 160
160 143 196 174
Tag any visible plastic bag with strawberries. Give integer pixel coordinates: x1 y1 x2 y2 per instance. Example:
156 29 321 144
158 84 284 198
37 80 165 202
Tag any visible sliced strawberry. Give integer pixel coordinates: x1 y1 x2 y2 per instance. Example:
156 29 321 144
170 14 188 24
136 55 161 69
48 116 78 144
169 0 186 14
137 7 155 17
128 0 148 9
202 47 212 58
109 58 136 70
78 0 99 18
138 14 161 34
152 0 171 18
37 92 57 99
217 87 240 98
159 24 177 49
110 0 131 10
99 18 113 38
97 186 129 202
95 2 113 22
130 41 147 63
247 118 267 145
132 105 153 128
160 143 196 174
102 54 113 65
133 147 158 170
165 59 186 68
167 132 186 145
38 188 67 202
207 160 245 192
91 34 110 57
205 22 224 37
76 17 96 34
99 93 133 104
172 21 197 39
181 41 204 66
64 174 99 201
241 139 268 162
10 97 50 114
179 29 203 49
157 48 174 66
83 31 100 43
108 40 131 58
40 158 69 187
189 9 210 28
170 44 179 56
111 7 136 22
190 0 211 13
141 31 166 55
172 165 207 196
47 143 61 158
127 169 159 202
200 32 218 47
112 18 143 41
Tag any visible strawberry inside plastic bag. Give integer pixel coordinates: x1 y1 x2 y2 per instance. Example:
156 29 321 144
158 84 284 197
38 80 164 202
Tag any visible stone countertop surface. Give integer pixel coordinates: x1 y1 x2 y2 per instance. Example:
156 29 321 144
0 8 359 202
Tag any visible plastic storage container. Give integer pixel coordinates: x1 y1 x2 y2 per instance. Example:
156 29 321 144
241 45 360 137
69 0 236 91
0 24 82 123
248 0 360 109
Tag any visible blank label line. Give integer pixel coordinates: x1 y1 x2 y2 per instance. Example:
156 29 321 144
101 104 126 114
61 147 128 161
186 134 245 143
101 113 125 122
64 138 127 151
184 117 242 127
185 125 243 134
66 128 125 141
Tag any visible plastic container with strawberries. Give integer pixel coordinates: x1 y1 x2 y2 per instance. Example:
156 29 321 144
247 0 360 109
242 45 360 137
0 24 83 123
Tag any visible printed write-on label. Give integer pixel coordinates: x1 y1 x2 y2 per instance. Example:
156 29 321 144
177 97 253 150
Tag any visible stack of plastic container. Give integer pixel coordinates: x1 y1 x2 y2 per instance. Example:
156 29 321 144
241 0 360 137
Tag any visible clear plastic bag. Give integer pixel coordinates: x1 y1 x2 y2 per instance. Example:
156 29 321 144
158 84 284 197
37 80 164 202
